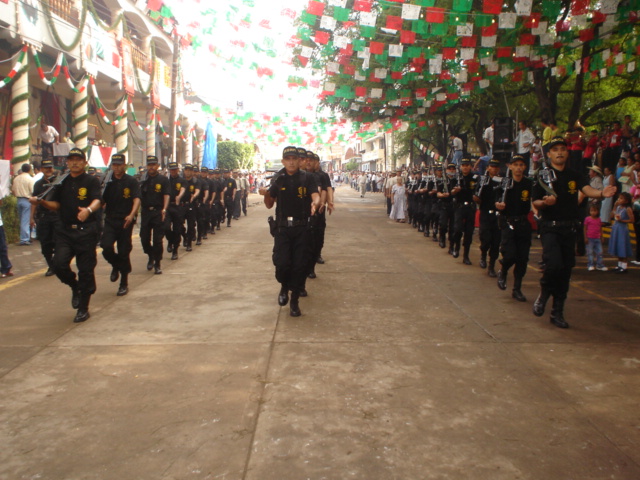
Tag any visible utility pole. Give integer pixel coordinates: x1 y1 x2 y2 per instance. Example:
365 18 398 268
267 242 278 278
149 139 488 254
169 31 180 165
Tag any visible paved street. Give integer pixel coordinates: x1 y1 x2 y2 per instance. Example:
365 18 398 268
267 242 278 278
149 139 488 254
1 186 639 480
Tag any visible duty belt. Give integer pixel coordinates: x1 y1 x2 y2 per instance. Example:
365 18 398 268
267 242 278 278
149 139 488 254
541 219 579 228
457 201 474 206
63 223 94 230
277 217 308 227
144 206 162 211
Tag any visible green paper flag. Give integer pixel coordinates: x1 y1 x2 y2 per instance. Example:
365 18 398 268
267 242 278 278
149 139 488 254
452 0 472 13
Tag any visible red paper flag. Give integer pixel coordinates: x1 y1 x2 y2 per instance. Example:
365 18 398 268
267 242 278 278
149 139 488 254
512 71 523 82
497 47 512 58
355 86 367 97
147 0 162 11
482 0 502 14
425 7 445 23
579 28 594 42
523 13 541 29
314 31 330 44
592 11 606 24
571 0 589 16
343 64 356 75
442 48 457 60
386 15 403 30
391 71 403 79
400 30 416 44
519 34 535 45
461 35 477 47
354 0 372 12
369 41 385 55
481 24 497 37
307 1 325 16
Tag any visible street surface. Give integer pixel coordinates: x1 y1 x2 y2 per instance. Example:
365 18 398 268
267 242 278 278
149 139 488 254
1 186 639 480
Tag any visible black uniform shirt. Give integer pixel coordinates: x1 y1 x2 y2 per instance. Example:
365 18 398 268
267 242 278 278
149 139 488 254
196 178 209 202
168 175 185 203
316 170 331 192
140 173 170 208
532 167 586 221
103 173 140 218
455 173 477 204
437 176 457 202
268 170 318 219
224 178 237 199
477 176 500 212
181 177 199 204
500 177 533 217
52 173 102 225
33 175 58 216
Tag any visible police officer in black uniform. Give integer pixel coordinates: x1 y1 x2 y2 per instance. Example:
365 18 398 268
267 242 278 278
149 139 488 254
428 166 443 241
211 169 224 231
259 146 320 317
166 162 186 260
29 159 60 276
181 164 200 251
495 155 533 302
531 137 616 328
222 169 237 227
451 159 478 264
195 166 210 244
206 168 218 235
35 148 102 323
139 155 170 274
309 152 333 265
476 158 502 277
100 153 140 297
437 163 458 252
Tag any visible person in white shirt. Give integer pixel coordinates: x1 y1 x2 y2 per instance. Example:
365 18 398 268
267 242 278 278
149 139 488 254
513 121 535 172
38 120 60 162
11 163 35 245
483 121 494 156
449 134 464 166
358 172 367 197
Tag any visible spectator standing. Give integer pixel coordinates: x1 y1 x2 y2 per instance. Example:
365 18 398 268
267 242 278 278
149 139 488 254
600 167 615 224
609 192 634 273
37 120 60 162
584 204 607 271
541 119 559 157
449 134 464 166
389 177 406 222
583 130 599 167
513 121 535 172
11 163 35 245
358 172 367 197
0 200 13 278
483 121 494 156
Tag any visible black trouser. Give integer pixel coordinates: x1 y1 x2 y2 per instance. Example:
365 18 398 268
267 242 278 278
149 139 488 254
197 203 209 240
53 223 98 297
422 200 432 231
101 217 134 275
430 201 440 234
241 193 247 215
95 208 104 244
539 224 577 301
386 196 392 215
414 200 424 227
210 202 219 230
216 202 225 226
36 213 60 268
273 225 311 294
479 211 501 261
500 217 532 289
310 213 326 268
165 204 185 249
140 209 164 263
225 198 234 225
407 195 415 223
439 202 454 243
453 204 476 250
183 204 197 245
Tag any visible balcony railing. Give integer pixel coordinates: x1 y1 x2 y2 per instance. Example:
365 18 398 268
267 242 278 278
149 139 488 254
131 44 150 74
48 0 80 27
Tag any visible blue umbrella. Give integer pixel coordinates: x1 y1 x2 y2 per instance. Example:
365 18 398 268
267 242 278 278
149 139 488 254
202 121 217 169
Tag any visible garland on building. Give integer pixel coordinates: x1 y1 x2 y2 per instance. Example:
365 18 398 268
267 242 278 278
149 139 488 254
157 116 170 137
89 76 127 125
127 96 155 131
41 0 88 51
63 60 89 93
31 48 63 87
0 46 28 88
191 127 200 148
176 120 187 142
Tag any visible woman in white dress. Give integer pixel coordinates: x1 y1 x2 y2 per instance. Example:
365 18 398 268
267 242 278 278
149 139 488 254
389 177 407 222
600 166 614 224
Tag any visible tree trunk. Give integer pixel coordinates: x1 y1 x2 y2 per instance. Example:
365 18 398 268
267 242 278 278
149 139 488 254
533 69 556 124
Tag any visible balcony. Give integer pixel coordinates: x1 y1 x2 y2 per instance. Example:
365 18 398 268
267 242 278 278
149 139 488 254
48 0 80 27
363 149 384 162
131 44 150 74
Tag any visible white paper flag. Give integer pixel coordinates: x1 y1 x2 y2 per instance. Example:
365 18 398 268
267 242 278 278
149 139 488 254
389 44 404 57
531 21 547 36
460 48 475 61
357 48 371 59
456 70 468 82
360 11 378 27
374 68 388 79
479 79 490 89
628 61 636 73
515 0 532 16
481 35 497 47
499 13 517 29
601 0 619 15
574 60 582 74
355 73 366 81
600 68 607 78
301 46 313 58
320 16 337 31
333 36 349 49
371 88 383 98
401 4 421 20
615 53 623 64
515 45 531 57
539 33 553 46
324 82 336 92
436 93 446 101
328 0 347 7
457 23 473 37
571 15 587 28
327 62 340 73
418 107 426 114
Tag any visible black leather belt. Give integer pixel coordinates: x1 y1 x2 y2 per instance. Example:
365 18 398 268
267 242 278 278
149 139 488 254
145 206 161 211
64 223 94 230
541 219 578 228
277 217 308 227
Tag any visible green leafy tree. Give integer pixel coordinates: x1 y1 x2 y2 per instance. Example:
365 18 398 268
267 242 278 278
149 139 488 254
217 141 255 170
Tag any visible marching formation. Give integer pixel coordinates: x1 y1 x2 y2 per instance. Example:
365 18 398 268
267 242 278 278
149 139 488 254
30 148 250 323
400 136 615 329
259 147 334 318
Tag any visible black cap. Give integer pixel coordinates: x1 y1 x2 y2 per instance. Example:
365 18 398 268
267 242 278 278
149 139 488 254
168 162 179 170
446 163 456 169
111 154 126 165
488 159 501 167
138 166 146 172
547 136 567 149
213 169 221 174
201 167 209 173
297 148 308 158
282 146 299 158
41 159 54 168
87 167 97 173
183 164 194 170
435 165 443 170
460 158 472 165
193 166 200 172
509 155 526 164
67 148 86 160
146 155 159 164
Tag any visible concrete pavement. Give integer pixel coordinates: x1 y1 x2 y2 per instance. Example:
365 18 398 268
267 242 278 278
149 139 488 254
1 187 639 479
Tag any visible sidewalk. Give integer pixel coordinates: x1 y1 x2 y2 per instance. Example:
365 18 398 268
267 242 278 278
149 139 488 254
1 188 639 480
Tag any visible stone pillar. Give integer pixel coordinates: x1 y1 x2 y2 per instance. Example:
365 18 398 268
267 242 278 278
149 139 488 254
146 107 155 160
72 82 89 153
115 97 128 155
11 57 30 173
196 127 204 167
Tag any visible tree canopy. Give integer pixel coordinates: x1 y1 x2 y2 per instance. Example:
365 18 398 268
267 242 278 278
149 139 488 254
217 141 255 170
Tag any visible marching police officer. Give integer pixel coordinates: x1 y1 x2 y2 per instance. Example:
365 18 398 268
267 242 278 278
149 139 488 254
139 155 170 274
222 169 237 227
451 159 478 264
259 146 320 317
34 148 102 323
476 158 502 277
181 164 200 251
437 163 458 252
29 159 60 276
211 169 224 230
195 166 210 244
166 162 186 260
531 137 616 328
495 155 533 302
309 152 333 265
100 153 140 296
428 166 443 241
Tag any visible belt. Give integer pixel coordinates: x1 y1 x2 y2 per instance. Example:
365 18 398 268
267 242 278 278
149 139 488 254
506 215 529 222
277 217 308 227
541 219 578 228
144 206 163 211
457 201 474 206
482 209 497 214
63 223 94 230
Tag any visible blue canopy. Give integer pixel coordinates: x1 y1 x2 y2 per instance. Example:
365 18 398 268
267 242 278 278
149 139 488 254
201 121 217 169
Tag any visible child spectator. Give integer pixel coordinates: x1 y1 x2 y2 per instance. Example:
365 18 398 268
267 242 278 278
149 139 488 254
584 203 607 271
609 192 634 273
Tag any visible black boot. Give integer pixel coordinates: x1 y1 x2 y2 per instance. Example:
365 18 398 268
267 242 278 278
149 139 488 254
278 287 289 306
533 287 551 317
171 247 179 260
117 274 129 296
110 267 119 283
154 262 162 274
550 297 569 328
479 253 487 269
45 256 55 276
146 255 154 271
71 285 81 309
497 270 507 290
289 291 301 317
74 294 91 323
487 259 497 278
462 246 471 265
424 228 430 237
452 243 459 258
512 276 526 302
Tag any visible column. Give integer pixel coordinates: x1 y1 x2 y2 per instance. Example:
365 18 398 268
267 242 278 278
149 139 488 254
115 97 128 155
10 56 29 173
72 82 89 153
146 107 155 160
183 118 192 165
